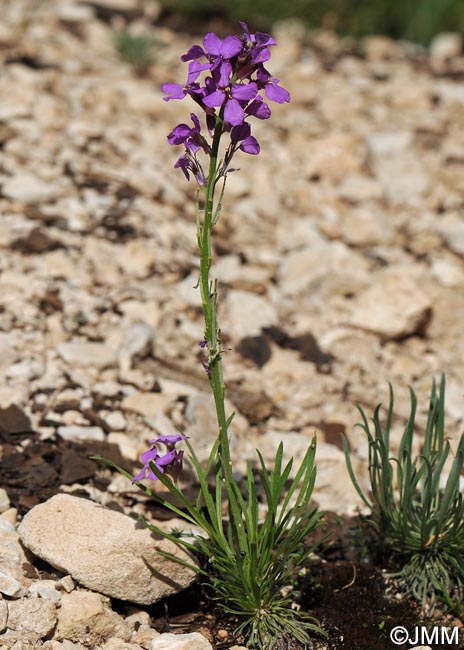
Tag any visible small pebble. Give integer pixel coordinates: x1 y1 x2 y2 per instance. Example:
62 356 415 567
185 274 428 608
105 411 127 431
0 489 10 514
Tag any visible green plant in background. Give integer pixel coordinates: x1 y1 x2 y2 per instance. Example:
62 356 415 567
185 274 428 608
343 375 464 613
95 23 325 649
158 0 464 45
115 30 154 73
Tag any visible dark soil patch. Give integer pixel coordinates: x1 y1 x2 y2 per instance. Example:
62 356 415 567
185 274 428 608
113 514 458 650
304 561 421 650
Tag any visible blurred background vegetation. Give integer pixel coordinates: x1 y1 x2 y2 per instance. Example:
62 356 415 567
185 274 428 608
158 0 464 45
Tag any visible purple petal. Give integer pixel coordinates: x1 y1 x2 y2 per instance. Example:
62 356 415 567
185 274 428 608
194 170 207 187
187 60 210 84
174 155 190 181
203 32 222 56
131 467 147 483
251 47 271 64
146 465 163 480
224 98 245 126
206 113 216 135
265 78 290 103
156 449 177 467
231 122 251 144
181 44 206 62
255 32 276 47
246 97 271 119
221 35 242 59
141 447 159 464
231 82 257 102
167 450 184 480
240 136 260 155
162 83 186 101
153 434 187 445
185 139 201 153
256 66 270 84
203 89 225 108
167 123 192 145
240 21 251 41
217 60 232 88
190 113 201 133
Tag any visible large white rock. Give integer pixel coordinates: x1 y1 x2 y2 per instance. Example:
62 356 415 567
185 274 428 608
57 341 117 370
184 392 248 464
436 213 464 257
430 32 462 71
279 241 369 299
1 172 61 203
151 633 213 650
367 131 429 204
57 425 105 442
18 494 198 605
118 323 154 372
349 267 432 340
219 289 277 339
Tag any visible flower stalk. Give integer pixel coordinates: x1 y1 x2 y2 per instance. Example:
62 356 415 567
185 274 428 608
197 109 233 487
93 23 323 649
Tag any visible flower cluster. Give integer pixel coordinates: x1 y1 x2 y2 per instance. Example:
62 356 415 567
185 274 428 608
163 22 290 185
132 434 186 483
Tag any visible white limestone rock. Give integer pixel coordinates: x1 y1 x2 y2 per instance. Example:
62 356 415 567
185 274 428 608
349 267 432 340
118 323 154 372
54 591 130 645
151 633 213 650
18 495 198 605
6 597 57 639
57 341 117 370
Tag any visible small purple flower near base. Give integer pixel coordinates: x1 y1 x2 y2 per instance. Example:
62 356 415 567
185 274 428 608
132 434 187 483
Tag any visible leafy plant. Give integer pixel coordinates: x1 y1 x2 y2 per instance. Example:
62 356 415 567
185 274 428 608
96 438 323 647
343 375 464 613
94 22 325 649
158 0 464 44
115 30 154 73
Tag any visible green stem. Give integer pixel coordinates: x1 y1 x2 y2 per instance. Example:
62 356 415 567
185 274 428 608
198 110 232 482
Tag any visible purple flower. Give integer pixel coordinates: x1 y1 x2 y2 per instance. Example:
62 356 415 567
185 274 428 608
181 44 206 62
264 76 290 103
132 435 187 483
151 434 187 448
202 33 242 89
162 83 187 101
167 113 209 153
162 62 209 103
257 66 290 104
203 33 242 59
200 357 211 376
174 153 206 186
240 22 276 64
203 81 258 127
163 23 290 182
246 96 271 120
231 123 260 155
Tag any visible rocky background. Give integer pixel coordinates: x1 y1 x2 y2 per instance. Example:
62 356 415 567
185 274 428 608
0 0 464 648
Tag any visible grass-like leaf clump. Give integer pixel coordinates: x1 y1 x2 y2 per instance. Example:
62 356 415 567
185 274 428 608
93 436 325 649
114 30 154 73
343 374 464 614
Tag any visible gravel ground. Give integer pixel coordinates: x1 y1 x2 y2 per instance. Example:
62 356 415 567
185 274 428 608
0 1 464 647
